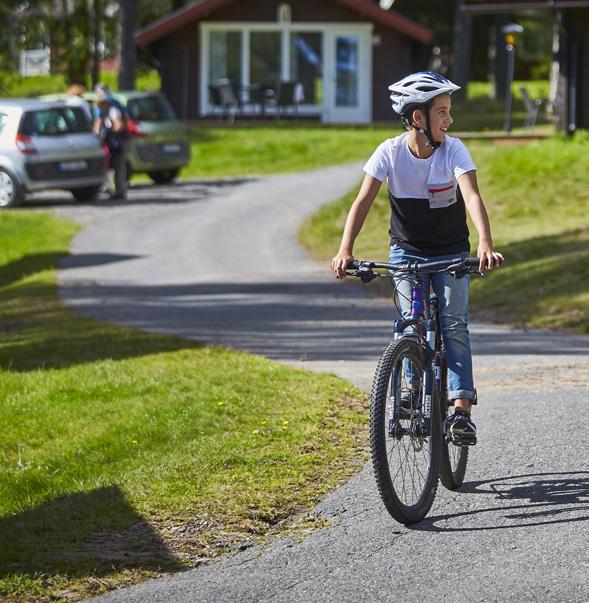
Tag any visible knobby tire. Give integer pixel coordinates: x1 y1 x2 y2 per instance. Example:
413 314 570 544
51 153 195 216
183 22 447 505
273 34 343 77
370 337 441 525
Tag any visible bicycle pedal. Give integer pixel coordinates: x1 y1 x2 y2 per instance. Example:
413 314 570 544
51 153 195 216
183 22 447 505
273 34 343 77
447 434 477 446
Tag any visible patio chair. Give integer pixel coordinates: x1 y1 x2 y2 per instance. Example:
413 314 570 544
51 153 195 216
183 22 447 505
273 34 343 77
520 86 543 128
245 83 277 118
209 79 240 123
275 81 304 118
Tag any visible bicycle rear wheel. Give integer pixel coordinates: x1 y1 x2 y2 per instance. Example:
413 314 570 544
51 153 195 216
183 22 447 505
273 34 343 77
439 353 469 489
370 337 441 524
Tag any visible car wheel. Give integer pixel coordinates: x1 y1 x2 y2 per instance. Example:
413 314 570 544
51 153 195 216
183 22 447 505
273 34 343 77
147 169 180 184
70 186 101 203
0 167 24 208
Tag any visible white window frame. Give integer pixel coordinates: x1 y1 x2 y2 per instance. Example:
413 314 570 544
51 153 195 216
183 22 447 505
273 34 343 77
200 22 373 122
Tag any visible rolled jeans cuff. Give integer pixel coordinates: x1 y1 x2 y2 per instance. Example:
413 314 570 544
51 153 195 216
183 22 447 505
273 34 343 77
449 389 476 402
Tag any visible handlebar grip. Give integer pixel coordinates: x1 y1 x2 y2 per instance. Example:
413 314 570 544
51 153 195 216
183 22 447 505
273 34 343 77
346 260 361 270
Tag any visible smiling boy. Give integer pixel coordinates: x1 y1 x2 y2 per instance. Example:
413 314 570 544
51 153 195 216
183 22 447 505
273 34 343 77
331 72 503 445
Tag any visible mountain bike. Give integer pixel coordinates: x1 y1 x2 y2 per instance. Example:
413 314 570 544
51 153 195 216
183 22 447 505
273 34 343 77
346 256 483 525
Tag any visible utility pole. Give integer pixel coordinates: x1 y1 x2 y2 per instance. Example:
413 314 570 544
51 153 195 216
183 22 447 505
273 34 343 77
118 0 136 90
91 0 102 88
502 23 523 133
451 0 472 101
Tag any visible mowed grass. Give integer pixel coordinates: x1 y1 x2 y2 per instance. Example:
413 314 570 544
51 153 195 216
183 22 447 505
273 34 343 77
184 125 400 177
300 133 589 333
179 81 554 180
0 212 368 600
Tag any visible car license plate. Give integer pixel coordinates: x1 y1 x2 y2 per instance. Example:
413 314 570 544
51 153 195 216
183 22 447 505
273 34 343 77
162 143 181 154
58 160 88 171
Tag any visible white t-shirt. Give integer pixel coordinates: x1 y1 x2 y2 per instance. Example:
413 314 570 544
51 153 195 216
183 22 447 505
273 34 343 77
363 132 476 198
363 132 476 256
102 106 123 130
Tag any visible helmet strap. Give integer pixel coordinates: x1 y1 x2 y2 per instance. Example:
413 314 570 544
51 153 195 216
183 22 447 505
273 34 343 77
424 107 441 149
403 104 441 150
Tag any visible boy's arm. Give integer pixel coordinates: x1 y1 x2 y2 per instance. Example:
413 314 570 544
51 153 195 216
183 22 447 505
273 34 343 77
458 170 504 271
331 174 382 278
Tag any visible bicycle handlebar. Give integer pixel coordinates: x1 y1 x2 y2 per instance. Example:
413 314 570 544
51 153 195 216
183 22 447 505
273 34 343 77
346 257 483 282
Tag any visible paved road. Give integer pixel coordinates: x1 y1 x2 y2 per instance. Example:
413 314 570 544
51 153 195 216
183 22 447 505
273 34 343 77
51 167 589 602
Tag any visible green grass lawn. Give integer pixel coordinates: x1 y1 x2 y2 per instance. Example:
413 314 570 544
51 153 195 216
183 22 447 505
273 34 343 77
300 133 589 333
182 125 400 178
0 212 367 601
178 80 554 180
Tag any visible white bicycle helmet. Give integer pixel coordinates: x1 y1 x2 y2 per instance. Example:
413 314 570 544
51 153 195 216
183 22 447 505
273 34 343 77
388 72 460 149
388 71 460 115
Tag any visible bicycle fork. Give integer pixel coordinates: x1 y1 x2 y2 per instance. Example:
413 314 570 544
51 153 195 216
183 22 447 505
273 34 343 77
388 319 437 439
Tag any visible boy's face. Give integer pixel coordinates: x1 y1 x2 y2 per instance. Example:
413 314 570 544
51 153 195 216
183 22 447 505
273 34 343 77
428 94 453 143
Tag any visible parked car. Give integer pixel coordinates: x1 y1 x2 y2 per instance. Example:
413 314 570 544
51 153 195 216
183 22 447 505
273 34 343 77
42 90 191 184
0 98 105 208
112 90 191 184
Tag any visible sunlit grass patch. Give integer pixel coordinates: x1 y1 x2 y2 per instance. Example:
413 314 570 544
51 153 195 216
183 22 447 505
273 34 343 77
0 211 368 600
300 134 589 333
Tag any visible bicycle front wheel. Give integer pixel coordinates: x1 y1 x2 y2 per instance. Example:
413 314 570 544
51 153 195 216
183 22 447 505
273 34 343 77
370 337 441 525
439 353 469 489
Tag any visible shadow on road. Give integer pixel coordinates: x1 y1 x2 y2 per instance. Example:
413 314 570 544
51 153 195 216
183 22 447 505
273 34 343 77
411 471 589 532
20 178 255 209
60 280 589 362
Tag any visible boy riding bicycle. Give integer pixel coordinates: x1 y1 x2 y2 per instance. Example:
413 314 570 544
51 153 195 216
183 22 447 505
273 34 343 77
331 72 503 445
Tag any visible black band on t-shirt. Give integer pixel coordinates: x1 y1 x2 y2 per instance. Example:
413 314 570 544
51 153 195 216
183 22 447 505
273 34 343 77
388 186 470 256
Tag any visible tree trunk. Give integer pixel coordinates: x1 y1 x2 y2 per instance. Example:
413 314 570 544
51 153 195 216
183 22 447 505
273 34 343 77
451 0 472 101
491 14 510 101
91 0 102 88
118 0 136 90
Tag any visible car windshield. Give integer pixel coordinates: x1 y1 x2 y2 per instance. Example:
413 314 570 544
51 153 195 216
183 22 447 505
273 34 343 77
127 95 176 121
19 107 91 136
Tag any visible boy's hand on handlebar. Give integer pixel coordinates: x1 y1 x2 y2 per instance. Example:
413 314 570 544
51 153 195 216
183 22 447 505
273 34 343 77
331 253 355 279
478 246 504 271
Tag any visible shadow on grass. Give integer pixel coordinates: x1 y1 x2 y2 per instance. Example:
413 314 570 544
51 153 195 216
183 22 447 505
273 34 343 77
0 244 203 372
0 485 181 579
470 228 589 331
452 96 553 132
0 252 143 288
0 286 202 372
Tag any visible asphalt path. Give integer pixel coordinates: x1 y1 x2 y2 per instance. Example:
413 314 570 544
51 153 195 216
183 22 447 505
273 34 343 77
50 165 589 602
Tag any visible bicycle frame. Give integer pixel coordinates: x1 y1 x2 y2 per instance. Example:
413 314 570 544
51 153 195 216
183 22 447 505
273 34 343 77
391 273 442 435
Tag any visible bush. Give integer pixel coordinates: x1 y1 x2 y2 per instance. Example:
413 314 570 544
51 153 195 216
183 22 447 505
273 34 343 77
0 71 161 99
0 74 68 98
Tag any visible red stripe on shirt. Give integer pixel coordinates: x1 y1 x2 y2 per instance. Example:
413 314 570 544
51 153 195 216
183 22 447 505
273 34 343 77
428 184 454 193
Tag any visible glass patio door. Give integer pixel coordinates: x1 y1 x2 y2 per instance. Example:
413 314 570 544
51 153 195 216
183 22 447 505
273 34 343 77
324 27 371 123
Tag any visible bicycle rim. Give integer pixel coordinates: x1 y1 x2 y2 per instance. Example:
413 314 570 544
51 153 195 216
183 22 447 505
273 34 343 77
370 338 441 524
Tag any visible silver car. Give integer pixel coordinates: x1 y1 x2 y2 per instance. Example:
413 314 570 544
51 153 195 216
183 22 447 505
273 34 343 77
0 98 106 207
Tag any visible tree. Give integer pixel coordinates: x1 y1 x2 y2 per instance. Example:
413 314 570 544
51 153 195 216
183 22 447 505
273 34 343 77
451 0 472 101
118 0 137 90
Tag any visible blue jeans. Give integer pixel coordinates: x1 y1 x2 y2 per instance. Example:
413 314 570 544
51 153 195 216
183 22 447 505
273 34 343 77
389 245 475 402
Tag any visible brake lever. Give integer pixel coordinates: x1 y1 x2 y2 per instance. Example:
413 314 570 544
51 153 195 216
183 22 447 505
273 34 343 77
358 266 378 282
346 264 378 283
451 263 485 279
